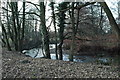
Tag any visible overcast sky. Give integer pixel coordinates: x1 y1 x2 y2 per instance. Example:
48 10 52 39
17 0 119 18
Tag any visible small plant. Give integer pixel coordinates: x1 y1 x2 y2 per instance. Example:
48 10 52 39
113 56 120 65
95 59 112 65
119 73 120 77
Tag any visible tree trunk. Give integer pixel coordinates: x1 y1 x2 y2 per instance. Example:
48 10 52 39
50 2 58 59
58 28 64 60
58 11 65 60
15 2 21 51
99 2 120 55
6 2 14 48
99 2 120 39
40 2 51 59
57 2 69 60
20 0 25 51
69 3 75 61
11 2 18 51
1 23 12 51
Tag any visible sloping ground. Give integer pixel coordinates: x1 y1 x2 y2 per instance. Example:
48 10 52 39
2 48 120 78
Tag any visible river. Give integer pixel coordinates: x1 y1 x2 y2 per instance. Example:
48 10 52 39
22 44 117 64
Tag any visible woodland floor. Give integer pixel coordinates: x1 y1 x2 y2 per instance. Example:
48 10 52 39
2 48 120 78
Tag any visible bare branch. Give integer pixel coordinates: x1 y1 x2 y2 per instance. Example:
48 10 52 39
25 12 40 17
26 1 40 11
55 2 96 12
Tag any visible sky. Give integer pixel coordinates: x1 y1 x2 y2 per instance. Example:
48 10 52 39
17 0 119 19
105 0 119 18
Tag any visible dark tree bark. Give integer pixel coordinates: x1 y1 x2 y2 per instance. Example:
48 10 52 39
20 0 26 51
1 23 12 51
69 3 75 61
58 19 64 60
57 2 69 60
6 2 14 47
40 2 51 59
50 2 58 59
11 2 18 51
15 2 21 51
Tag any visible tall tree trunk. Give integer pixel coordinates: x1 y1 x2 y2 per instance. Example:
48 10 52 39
15 2 21 51
99 2 120 55
75 3 80 35
1 23 12 51
50 2 58 59
57 2 69 60
99 2 120 39
69 3 75 61
20 0 25 51
58 25 64 60
6 2 14 48
40 2 51 59
58 10 65 60
11 2 18 51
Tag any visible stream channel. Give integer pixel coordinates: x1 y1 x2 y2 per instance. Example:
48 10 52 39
22 44 116 63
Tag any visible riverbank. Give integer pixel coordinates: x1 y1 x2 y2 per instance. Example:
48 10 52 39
2 48 120 78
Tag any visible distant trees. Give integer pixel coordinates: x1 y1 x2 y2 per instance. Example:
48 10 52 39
24 8 42 50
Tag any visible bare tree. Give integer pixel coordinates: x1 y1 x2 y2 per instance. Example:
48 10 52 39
50 2 58 59
99 2 120 39
39 2 51 59
69 2 75 61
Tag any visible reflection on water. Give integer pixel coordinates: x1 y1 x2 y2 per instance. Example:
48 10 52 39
22 44 117 63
